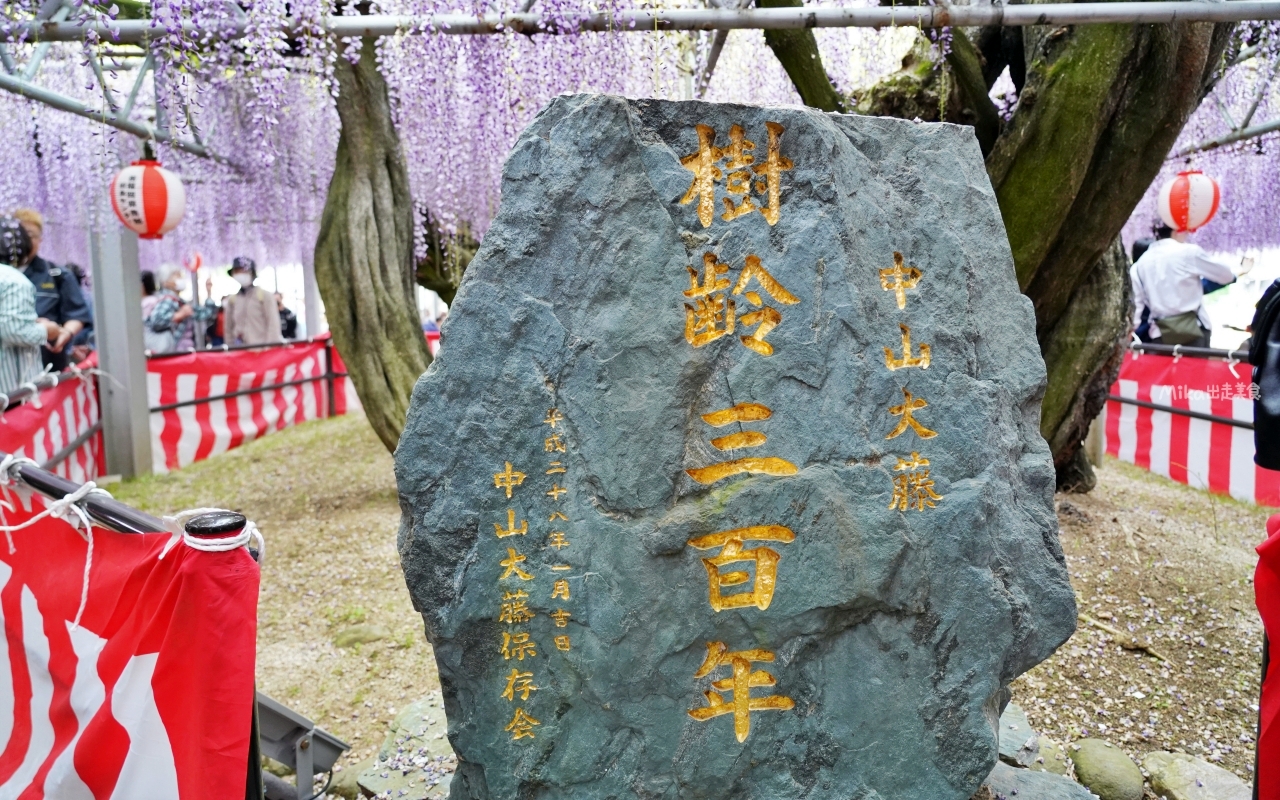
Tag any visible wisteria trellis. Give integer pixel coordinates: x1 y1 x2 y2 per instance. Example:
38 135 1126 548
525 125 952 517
1 1 1276 272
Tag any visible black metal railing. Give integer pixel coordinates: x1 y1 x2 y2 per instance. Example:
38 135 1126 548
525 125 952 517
1108 343 1255 427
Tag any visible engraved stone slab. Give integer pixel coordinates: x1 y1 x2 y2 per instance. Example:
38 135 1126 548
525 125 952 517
395 94 1076 800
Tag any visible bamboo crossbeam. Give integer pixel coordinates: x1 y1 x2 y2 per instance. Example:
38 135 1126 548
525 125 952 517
10 1 1280 43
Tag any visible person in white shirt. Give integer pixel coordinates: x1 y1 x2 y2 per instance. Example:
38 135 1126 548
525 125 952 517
1130 225 1253 347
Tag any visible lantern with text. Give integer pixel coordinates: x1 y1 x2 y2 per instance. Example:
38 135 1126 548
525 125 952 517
1158 170 1221 233
109 160 186 239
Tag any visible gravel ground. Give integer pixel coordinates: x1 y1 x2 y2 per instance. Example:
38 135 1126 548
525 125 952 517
1013 459 1271 784
111 413 1273 790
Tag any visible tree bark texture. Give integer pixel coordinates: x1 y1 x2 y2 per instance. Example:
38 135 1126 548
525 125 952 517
314 37 432 453
754 0 846 112
764 16 1232 488
1040 236 1131 491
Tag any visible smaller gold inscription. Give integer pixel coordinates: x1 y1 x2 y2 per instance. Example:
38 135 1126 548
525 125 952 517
505 708 540 740
499 548 534 581
554 635 572 652
543 409 564 429
501 631 538 661
885 388 938 441
551 579 571 601
493 462 526 499
547 532 570 550
498 590 535 624
545 433 566 453
884 324 931 371
889 452 944 512
879 252 923 310
550 609 572 628
501 669 538 702
494 509 528 539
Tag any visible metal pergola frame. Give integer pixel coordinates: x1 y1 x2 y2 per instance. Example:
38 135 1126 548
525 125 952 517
11 1 1280 40
5 0 1280 161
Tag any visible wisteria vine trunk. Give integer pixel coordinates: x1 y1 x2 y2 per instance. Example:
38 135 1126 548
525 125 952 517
315 37 431 453
767 18 1234 489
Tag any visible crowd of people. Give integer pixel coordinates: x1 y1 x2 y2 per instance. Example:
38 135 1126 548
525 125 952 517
139 255 293 353
0 210 304 396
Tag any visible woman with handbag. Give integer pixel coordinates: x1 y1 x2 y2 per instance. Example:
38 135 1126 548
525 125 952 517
145 263 216 353
1130 225 1252 347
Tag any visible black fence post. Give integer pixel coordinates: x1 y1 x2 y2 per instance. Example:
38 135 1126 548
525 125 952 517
323 340 336 419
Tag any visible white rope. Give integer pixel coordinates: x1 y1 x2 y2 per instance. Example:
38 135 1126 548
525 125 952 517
0 464 111 629
0 455 40 554
158 508 264 561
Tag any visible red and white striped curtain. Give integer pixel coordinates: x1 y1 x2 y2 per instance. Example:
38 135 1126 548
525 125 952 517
1104 351 1280 506
147 341 359 474
0 373 103 484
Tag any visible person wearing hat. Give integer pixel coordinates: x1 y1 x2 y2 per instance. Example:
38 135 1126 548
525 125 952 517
223 257 283 346
11 209 92 371
0 217 62 395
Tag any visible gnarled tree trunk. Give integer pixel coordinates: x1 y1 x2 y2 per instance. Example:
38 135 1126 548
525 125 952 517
763 12 1233 489
314 37 432 453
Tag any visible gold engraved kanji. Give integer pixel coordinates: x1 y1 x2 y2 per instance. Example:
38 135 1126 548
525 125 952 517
493 462 526 499
501 631 537 661
885 388 938 441
684 253 736 348
687 525 796 611
498 590 535 624
688 642 795 742
501 669 538 702
551 579 571 600
543 409 564 429
494 509 528 538
889 452 944 511
880 252 922 309
550 609 572 627
884 324 931 371
547 532 570 550
554 635 571 652
679 124 725 228
545 433 566 453
732 255 799 357
679 123 792 228
504 708 540 740
719 125 759 222
499 548 534 581
686 403 797 485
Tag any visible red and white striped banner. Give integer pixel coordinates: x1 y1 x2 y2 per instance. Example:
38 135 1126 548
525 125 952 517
0 373 103 485
0 491 259 798
147 340 359 474
1104 352 1280 506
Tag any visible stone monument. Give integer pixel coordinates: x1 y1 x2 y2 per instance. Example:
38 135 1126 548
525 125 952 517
396 94 1076 799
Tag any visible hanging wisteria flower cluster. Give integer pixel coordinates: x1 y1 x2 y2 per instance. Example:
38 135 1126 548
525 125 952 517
1 0 1022 272
1123 21 1280 254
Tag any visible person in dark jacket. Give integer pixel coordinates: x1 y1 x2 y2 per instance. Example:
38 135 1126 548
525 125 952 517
1251 278 1280 471
275 292 298 340
12 209 92 371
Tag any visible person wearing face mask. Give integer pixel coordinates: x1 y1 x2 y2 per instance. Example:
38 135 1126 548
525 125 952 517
0 217 61 394
11 209 91 371
145 263 216 353
223 257 283 347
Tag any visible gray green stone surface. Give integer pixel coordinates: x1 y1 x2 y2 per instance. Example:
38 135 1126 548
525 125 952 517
998 702 1040 768
1142 751 1252 800
1068 739 1144 800
395 94 1077 799
983 762 1099 800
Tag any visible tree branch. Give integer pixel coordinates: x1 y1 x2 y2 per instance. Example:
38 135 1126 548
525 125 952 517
754 0 845 113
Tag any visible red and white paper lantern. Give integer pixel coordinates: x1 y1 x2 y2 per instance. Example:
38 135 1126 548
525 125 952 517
1158 170 1221 233
109 159 186 240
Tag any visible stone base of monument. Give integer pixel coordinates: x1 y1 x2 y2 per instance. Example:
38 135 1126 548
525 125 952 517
355 692 457 800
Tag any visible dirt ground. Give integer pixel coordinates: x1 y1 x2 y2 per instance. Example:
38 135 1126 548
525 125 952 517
111 412 1272 788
